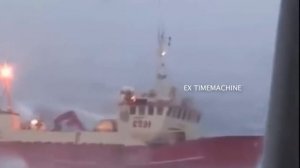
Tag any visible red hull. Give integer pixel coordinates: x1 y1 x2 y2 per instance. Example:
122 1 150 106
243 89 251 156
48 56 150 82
0 136 263 168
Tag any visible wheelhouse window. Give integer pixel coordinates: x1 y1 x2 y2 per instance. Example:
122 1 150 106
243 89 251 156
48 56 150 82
148 105 154 115
186 111 191 120
172 108 178 118
182 109 186 120
130 106 136 115
138 106 146 115
177 108 182 119
157 106 164 115
167 107 172 116
188 111 193 121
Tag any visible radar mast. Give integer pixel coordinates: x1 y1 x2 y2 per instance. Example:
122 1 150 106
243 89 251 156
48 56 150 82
154 28 175 101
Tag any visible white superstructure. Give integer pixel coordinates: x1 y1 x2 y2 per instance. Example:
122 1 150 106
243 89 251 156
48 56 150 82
0 31 201 146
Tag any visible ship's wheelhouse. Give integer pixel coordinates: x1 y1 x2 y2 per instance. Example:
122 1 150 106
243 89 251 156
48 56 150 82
129 104 165 117
128 103 201 124
118 93 201 144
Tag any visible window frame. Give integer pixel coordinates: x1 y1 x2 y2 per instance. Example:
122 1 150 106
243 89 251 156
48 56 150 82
157 106 164 115
148 105 154 115
138 105 146 115
130 106 136 115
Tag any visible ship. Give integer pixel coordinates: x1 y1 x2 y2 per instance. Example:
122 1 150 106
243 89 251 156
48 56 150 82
0 31 263 168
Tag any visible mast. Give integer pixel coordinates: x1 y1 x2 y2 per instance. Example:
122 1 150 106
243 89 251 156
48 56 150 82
156 28 171 81
156 0 169 83
154 28 174 100
154 0 176 101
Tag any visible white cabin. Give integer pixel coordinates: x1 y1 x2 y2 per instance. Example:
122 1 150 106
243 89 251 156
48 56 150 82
118 87 201 145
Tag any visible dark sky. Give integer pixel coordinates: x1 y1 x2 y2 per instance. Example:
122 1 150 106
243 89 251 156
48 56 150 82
0 0 280 136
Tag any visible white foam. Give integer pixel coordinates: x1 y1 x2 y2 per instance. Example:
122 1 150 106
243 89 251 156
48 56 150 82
0 156 28 168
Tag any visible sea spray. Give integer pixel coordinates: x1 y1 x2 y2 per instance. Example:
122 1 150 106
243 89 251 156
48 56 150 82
0 156 28 168
11 101 116 131
14 103 35 121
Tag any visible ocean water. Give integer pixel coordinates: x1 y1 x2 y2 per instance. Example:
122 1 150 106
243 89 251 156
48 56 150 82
0 152 264 168
0 160 262 168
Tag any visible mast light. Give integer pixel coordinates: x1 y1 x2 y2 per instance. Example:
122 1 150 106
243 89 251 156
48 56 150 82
0 64 13 79
161 51 167 56
30 119 39 126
